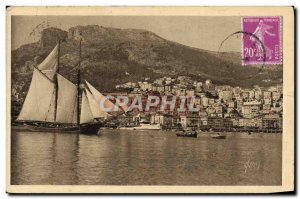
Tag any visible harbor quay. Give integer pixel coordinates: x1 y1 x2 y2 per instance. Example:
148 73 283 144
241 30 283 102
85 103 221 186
105 111 282 133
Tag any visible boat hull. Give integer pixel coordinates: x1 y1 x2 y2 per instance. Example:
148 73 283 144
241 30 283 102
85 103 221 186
11 122 101 135
176 132 197 138
211 135 227 139
80 123 102 135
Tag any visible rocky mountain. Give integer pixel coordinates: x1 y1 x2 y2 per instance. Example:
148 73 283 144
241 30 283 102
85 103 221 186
12 25 283 94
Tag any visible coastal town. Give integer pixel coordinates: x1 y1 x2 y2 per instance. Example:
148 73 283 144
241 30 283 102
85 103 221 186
111 75 282 132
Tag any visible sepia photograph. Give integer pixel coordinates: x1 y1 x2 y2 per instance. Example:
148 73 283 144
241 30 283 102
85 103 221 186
6 6 294 193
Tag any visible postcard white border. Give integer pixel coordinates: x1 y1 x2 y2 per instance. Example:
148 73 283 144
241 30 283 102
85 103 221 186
6 6 294 193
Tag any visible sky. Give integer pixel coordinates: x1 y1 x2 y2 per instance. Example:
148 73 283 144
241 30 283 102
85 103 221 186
11 16 242 51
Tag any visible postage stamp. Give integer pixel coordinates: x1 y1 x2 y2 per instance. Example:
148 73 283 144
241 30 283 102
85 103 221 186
242 17 282 65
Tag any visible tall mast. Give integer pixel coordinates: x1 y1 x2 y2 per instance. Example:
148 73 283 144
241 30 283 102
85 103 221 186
54 40 60 122
77 38 82 126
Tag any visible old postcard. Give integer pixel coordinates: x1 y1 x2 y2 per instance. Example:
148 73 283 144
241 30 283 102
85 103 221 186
6 6 294 193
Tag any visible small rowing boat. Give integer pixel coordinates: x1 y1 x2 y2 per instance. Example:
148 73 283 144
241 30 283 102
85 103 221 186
176 129 197 138
211 133 226 139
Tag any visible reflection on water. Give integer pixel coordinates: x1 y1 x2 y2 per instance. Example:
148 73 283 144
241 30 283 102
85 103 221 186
11 130 282 185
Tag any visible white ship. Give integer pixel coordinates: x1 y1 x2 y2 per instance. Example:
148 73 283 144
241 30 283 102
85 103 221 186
119 119 161 130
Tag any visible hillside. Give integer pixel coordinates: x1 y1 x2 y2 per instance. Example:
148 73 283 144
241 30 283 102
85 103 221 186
12 25 283 94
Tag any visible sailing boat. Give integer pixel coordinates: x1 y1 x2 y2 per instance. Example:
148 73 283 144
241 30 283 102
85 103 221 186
13 40 111 134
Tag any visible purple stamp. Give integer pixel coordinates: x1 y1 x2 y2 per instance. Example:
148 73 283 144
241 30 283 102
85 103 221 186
242 17 282 65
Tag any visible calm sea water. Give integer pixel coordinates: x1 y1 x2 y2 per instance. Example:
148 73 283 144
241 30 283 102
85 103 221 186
11 130 282 185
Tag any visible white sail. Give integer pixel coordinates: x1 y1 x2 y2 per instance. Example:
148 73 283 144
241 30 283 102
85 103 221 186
56 74 78 123
17 68 56 121
85 88 109 119
44 89 56 122
80 91 94 124
72 97 78 123
37 44 59 80
85 80 119 112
